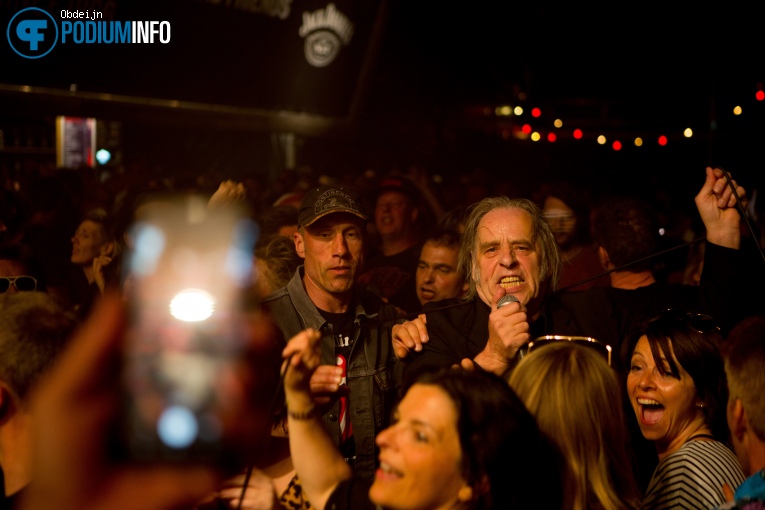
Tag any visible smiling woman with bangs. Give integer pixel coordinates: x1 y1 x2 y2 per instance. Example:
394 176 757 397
625 309 745 509
280 329 564 510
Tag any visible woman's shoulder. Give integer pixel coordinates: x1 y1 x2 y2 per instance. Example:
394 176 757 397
658 439 743 475
645 440 746 506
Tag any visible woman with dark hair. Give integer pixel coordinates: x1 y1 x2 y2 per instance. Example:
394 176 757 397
625 309 745 509
282 329 564 510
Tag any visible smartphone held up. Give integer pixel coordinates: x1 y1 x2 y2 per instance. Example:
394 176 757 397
117 193 276 468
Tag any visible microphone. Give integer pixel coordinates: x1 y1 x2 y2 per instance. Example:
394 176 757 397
496 294 518 309
495 294 528 360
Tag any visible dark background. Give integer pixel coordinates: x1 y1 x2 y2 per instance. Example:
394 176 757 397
2 0 764 200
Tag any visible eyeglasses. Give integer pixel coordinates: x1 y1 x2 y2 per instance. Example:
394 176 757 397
0 276 38 293
647 309 721 335
526 335 612 366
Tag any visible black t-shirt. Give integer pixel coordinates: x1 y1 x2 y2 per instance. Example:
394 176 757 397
356 245 420 314
318 308 357 467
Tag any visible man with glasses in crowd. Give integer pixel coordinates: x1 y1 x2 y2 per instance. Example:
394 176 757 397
0 248 41 295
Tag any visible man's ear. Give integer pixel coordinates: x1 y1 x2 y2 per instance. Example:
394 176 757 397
730 398 747 440
597 246 611 270
293 231 306 259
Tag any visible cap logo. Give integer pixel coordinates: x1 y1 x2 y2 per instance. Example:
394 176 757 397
315 188 360 214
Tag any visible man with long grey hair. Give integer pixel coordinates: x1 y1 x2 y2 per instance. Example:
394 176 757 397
393 168 749 378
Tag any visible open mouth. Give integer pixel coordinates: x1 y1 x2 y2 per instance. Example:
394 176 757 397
637 397 665 425
376 461 403 480
499 276 523 289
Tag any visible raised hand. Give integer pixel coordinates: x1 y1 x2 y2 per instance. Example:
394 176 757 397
695 167 746 249
473 287 530 375
391 314 428 359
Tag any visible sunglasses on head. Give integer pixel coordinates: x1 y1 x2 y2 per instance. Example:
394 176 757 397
0 276 38 293
647 309 721 335
526 335 612 366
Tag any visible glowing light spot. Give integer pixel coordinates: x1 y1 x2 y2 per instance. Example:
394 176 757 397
573 129 583 139
612 140 622 151
170 289 215 322
522 124 532 134
531 132 541 141
658 228 666 236
96 149 111 165
158 406 199 449
514 106 523 116
531 107 541 118
756 90 765 101
496 105 512 116
597 135 606 145
547 132 557 142
553 119 563 128
733 106 742 115
658 135 668 146
684 128 693 138
634 138 643 146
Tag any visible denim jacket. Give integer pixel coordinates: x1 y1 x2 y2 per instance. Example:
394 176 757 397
262 267 399 482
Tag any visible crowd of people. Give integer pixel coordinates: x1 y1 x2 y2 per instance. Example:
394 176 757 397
0 163 764 510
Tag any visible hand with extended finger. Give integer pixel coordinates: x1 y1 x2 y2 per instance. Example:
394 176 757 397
282 329 323 415
309 364 347 412
473 289 530 375
92 254 113 293
696 167 747 249
391 314 428 359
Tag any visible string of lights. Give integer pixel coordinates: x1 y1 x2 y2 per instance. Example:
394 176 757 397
467 84 765 152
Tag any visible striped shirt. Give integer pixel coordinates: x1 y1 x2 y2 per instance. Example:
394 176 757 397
641 440 746 509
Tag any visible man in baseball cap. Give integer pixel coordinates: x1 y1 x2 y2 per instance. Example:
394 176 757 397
262 184 399 483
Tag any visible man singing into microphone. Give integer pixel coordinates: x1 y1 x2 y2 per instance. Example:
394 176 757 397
393 168 748 378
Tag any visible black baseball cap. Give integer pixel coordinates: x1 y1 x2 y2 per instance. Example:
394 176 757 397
298 185 369 227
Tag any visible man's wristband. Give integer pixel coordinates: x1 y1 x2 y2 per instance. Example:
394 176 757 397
288 405 320 421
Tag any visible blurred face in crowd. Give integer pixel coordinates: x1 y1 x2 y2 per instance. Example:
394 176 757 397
0 259 35 294
626 336 705 456
375 191 418 239
473 208 544 313
370 384 472 510
71 220 109 266
294 213 365 303
543 196 577 249
416 242 467 306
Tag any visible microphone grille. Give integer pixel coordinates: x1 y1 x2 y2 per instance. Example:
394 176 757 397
497 294 519 309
